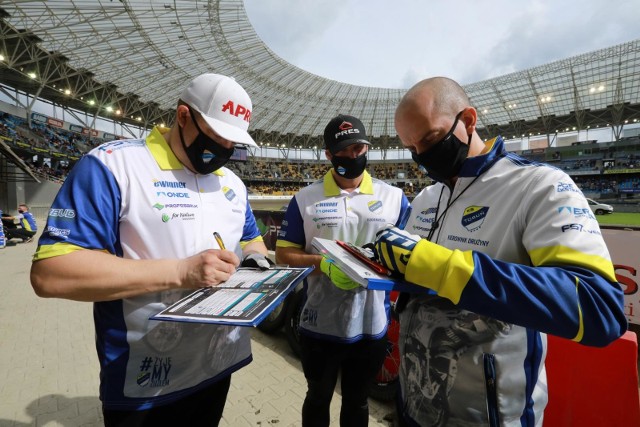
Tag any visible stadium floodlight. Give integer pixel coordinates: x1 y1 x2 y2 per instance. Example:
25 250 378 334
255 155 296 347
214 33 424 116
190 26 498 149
0 54 4 61
64 89 71 95
106 106 113 112
28 72 36 79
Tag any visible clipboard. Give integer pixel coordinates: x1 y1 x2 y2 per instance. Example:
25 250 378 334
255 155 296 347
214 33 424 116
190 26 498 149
150 266 313 326
335 240 390 275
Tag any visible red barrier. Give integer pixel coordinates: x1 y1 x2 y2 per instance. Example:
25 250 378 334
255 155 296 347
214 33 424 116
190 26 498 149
544 331 640 426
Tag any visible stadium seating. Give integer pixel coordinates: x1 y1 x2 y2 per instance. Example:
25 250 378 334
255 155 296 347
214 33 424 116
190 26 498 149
2 108 640 199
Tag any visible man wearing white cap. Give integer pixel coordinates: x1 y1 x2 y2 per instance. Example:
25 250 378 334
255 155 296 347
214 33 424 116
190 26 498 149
31 73 272 426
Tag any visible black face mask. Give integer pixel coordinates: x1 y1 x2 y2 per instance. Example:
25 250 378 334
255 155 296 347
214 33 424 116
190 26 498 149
330 153 367 179
412 111 470 183
179 109 235 175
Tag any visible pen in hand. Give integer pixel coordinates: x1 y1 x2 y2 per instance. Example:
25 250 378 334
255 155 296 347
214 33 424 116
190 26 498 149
213 232 226 250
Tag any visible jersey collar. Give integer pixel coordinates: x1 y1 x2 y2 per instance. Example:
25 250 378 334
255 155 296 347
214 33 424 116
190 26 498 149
323 169 373 196
146 126 225 176
458 136 504 177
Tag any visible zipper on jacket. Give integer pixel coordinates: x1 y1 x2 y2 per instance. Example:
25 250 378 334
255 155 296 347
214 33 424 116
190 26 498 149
483 353 500 427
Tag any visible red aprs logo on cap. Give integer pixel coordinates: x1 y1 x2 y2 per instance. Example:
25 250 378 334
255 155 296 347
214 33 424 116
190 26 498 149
338 121 353 131
335 121 360 138
222 100 251 123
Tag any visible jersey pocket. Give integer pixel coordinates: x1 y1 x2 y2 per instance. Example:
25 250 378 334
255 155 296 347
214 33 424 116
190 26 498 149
483 353 500 427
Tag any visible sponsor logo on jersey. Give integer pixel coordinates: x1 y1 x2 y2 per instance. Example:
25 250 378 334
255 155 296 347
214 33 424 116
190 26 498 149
156 191 190 198
557 182 581 193
368 200 383 213
222 186 237 203
447 234 490 247
420 208 437 215
49 208 76 219
153 203 198 210
165 203 198 209
367 218 386 222
45 226 70 238
557 206 595 220
411 224 431 234
153 179 187 189
98 139 144 153
302 308 318 326
462 205 489 232
314 202 339 214
313 216 341 222
561 223 601 235
159 211 196 222
137 356 172 388
416 207 437 224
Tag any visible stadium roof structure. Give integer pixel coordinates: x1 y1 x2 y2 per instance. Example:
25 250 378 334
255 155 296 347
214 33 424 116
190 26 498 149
0 0 639 153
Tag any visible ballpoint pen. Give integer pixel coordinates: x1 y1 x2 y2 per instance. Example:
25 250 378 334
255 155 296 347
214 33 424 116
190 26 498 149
213 232 226 250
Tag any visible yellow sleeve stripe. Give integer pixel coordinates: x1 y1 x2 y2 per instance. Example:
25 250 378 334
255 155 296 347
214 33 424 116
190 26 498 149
32 243 108 262
405 240 474 303
572 275 585 342
239 235 264 249
528 245 616 282
275 240 303 249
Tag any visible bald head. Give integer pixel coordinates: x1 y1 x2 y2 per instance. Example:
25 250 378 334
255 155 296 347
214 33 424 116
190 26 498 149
394 76 484 171
398 77 470 120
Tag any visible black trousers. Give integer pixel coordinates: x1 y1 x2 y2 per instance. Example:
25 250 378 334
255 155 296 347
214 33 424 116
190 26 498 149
102 375 231 427
5 227 35 241
300 334 388 427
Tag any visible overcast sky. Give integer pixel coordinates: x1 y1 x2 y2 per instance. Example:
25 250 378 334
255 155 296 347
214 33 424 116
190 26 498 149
244 0 640 89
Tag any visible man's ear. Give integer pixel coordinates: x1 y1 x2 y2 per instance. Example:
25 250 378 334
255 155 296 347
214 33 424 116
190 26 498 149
460 107 478 134
325 149 333 161
176 105 190 128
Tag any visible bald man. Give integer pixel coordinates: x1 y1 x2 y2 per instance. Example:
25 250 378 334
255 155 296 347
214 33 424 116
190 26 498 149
374 77 626 426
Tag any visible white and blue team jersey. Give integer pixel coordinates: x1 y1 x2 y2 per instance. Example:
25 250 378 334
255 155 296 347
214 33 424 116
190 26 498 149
18 211 37 231
277 170 410 342
34 127 263 410
398 136 625 426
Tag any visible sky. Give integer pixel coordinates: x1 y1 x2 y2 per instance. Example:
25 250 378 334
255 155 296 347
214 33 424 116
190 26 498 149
244 0 640 89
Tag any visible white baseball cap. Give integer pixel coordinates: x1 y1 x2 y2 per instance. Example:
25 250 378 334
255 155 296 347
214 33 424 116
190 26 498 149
180 73 257 147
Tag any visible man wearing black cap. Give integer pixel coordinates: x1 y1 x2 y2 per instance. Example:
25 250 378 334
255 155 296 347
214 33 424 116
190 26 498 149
275 114 411 426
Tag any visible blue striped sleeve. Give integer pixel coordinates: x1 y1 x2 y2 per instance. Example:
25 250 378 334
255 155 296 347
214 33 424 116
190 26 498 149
37 155 122 255
458 253 626 347
275 196 305 247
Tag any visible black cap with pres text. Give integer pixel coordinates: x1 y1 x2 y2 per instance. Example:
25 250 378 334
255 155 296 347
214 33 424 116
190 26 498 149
323 114 371 154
